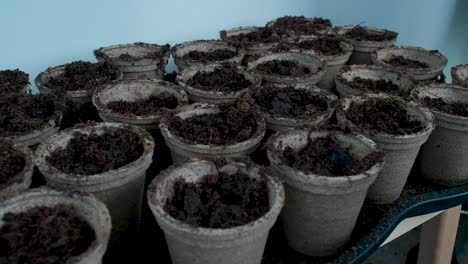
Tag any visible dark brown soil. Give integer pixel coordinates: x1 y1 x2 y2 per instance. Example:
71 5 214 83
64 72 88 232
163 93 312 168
164 170 269 228
0 205 95 264
184 49 238 62
106 93 179 116
345 98 425 135
164 71 178 84
187 65 253 92
269 16 331 36
94 43 171 62
253 86 328 118
168 99 258 145
0 69 29 94
45 61 121 92
0 139 26 185
345 77 409 97
0 94 60 136
384 56 430 69
345 26 397 42
256 60 312 77
419 97 468 117
47 128 143 175
59 101 102 130
220 27 280 48
274 36 344 56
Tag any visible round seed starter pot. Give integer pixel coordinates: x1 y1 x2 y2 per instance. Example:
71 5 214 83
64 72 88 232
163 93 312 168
336 94 434 204
147 158 285 264
0 188 111 264
411 84 468 186
93 79 189 130
265 16 332 38
220 26 279 56
0 140 34 199
452 64 468 87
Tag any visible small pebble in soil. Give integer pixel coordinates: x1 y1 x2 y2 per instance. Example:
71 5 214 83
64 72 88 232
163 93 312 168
46 129 143 175
184 49 238 62
419 97 468 117
384 56 429 69
269 16 331 36
164 171 269 228
346 77 408 97
187 65 253 92
106 93 179 116
344 26 397 42
256 60 312 77
0 69 29 95
0 205 96 264
0 139 26 186
274 36 344 56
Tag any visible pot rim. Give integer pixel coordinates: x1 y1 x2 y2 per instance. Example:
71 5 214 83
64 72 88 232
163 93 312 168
333 25 398 46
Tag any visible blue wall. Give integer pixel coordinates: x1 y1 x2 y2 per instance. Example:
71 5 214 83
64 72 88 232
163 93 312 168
1 0 467 89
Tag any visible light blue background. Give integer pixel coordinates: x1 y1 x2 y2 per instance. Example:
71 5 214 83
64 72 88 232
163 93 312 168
1 0 467 89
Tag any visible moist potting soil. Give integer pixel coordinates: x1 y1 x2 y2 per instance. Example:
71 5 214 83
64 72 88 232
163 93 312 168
281 135 383 176
183 49 238 62
46 129 143 175
345 98 425 135
384 56 429 69
164 171 269 228
220 27 280 47
420 97 468 117
106 93 179 116
0 139 26 185
274 36 344 56
0 69 29 94
344 26 397 42
186 65 253 92
269 16 331 36
253 87 328 118
0 205 95 264
94 43 171 62
256 60 312 77
345 77 408 97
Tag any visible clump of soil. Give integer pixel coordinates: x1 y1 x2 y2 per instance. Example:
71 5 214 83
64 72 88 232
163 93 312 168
256 60 312 77
0 94 59 136
345 77 409 97
164 171 269 228
187 65 253 92
269 16 331 36
106 93 179 116
0 69 29 94
220 27 280 48
253 87 328 118
94 43 171 62
281 135 383 176
47 129 144 175
0 140 26 186
384 56 430 69
45 61 121 92
345 98 425 135
419 97 468 117
168 100 258 145
0 205 96 264
274 36 344 56
345 26 397 42
184 49 238 62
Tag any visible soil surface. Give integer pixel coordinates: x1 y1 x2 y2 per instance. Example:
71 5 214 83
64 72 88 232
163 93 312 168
0 205 95 264
384 56 430 69
256 60 312 77
168 99 258 145
0 94 59 136
274 36 344 56
95 43 171 62
269 16 331 36
106 93 179 116
344 26 397 42
47 128 143 175
419 97 468 117
183 49 238 62
253 86 328 118
345 98 425 135
45 61 121 92
0 69 29 94
187 65 253 92
281 135 382 176
345 77 409 97
220 27 280 47
165 171 269 228
0 140 26 186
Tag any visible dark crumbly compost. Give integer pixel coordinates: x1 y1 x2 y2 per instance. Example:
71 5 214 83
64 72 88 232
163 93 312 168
220 27 280 47
184 49 238 62
384 56 430 69
0 69 29 94
0 140 26 185
345 98 425 135
106 93 179 116
282 136 382 176
45 61 120 92
345 26 397 42
253 87 328 118
274 36 344 55
256 60 312 77
165 171 269 228
47 129 144 175
269 16 331 36
187 65 253 92
94 43 170 62
0 205 95 264
419 97 468 117
346 77 408 97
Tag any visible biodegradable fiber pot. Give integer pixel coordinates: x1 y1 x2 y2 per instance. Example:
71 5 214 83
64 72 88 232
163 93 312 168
334 26 397 65
336 94 434 204
248 52 326 85
159 103 266 163
95 43 170 80
0 188 111 264
0 140 34 199
177 64 261 104
266 130 383 256
172 40 244 72
452 64 468 87
220 26 279 56
33 122 154 256
336 65 414 97
93 79 189 130
411 84 468 186
371 46 448 81
147 158 285 264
